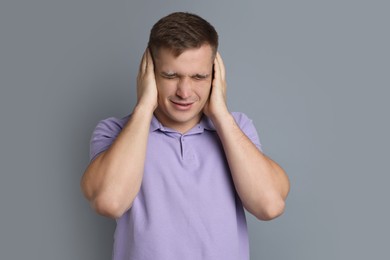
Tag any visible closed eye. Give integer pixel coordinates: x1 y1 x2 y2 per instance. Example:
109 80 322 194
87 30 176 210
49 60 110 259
192 74 209 80
161 72 178 79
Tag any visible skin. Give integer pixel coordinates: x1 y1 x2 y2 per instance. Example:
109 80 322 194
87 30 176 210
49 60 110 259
153 45 214 133
81 45 290 220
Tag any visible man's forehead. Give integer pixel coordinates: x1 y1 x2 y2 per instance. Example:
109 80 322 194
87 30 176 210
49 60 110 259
154 46 213 74
154 45 214 61
157 64 213 76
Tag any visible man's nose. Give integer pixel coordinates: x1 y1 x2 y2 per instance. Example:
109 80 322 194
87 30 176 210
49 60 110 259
176 77 192 99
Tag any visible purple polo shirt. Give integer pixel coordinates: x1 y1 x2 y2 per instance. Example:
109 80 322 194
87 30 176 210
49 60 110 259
90 112 262 260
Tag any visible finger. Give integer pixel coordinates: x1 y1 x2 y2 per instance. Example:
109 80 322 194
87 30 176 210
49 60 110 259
214 53 222 78
138 48 147 75
145 48 154 73
216 52 226 80
214 53 227 99
213 54 220 81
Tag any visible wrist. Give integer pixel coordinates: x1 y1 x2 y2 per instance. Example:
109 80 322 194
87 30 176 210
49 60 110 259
208 109 233 129
133 102 156 117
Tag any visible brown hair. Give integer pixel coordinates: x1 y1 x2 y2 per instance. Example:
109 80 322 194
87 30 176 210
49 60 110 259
148 12 218 59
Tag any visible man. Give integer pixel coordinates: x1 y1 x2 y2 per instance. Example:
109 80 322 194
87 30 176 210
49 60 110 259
81 12 289 260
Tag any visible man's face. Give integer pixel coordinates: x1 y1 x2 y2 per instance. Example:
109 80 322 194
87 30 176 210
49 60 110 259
153 44 214 133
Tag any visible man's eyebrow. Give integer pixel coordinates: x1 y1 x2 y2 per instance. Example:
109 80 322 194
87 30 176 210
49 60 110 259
160 72 210 78
161 71 178 76
192 73 210 78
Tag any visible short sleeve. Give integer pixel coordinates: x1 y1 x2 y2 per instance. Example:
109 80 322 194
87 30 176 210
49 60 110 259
231 112 263 152
89 116 129 161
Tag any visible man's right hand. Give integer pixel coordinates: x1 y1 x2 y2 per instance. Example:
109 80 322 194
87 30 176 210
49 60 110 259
81 49 158 219
136 48 158 111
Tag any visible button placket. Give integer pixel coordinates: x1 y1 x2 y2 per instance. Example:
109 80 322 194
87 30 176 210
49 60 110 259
180 135 199 167
180 136 185 159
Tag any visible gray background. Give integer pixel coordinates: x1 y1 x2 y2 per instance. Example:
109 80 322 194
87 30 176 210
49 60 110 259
1 0 389 259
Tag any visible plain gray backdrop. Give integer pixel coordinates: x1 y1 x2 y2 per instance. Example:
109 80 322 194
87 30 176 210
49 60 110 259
1 0 389 259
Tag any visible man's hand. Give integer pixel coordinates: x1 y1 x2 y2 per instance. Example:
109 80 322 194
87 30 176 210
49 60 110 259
203 52 289 221
136 48 158 111
203 52 229 119
81 49 158 219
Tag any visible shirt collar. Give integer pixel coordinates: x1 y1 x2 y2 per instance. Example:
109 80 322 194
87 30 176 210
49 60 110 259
150 114 216 134
150 115 163 132
199 114 216 131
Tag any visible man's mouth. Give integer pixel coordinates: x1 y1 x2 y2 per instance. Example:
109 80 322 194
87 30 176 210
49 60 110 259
171 100 194 110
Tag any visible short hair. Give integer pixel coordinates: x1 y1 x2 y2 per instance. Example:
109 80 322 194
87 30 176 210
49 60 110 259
148 12 219 59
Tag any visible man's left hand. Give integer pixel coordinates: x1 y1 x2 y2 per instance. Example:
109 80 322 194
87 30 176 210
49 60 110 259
203 52 229 119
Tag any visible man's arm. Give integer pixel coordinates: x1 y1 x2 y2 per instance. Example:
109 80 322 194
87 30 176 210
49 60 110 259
204 53 290 221
80 49 157 219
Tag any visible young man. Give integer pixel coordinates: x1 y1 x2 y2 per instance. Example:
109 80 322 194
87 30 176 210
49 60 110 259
81 12 289 260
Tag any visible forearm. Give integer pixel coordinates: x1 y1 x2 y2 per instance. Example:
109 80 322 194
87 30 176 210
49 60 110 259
211 112 289 220
81 104 154 218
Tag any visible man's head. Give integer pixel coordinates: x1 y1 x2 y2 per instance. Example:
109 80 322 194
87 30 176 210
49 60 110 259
147 12 219 133
148 12 219 60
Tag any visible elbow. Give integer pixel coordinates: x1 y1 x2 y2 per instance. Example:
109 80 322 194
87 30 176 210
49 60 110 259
80 175 94 201
252 197 286 221
91 194 130 219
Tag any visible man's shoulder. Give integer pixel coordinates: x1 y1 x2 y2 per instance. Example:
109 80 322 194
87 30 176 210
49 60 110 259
230 112 254 126
89 114 131 161
95 114 131 131
91 114 131 139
